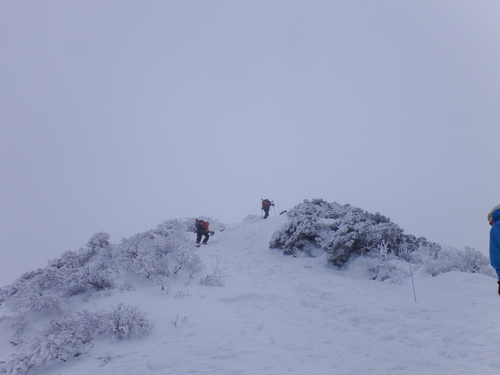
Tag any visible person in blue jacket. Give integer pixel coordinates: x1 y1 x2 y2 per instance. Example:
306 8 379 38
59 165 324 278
488 204 500 296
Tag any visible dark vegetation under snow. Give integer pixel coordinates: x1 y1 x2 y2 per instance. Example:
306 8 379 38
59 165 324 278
270 199 492 281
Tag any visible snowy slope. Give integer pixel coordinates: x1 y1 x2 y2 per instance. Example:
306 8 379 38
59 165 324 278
2 215 500 375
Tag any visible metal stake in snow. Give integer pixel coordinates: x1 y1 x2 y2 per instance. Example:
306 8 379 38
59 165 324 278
402 242 417 303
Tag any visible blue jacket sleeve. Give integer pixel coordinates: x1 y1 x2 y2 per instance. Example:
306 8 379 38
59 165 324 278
490 223 500 279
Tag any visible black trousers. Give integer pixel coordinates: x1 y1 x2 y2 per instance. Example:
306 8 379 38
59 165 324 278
196 230 209 244
263 207 270 219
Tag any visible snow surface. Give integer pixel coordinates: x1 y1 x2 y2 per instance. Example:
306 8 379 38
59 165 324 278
2 215 499 375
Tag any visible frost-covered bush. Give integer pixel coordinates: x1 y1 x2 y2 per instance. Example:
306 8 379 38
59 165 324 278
115 218 207 282
346 242 411 284
418 246 494 277
243 214 261 222
1 233 116 314
86 231 111 250
270 199 492 281
0 218 209 316
0 218 209 374
270 199 439 267
118 232 170 278
200 258 228 287
349 244 495 283
154 218 193 236
0 314 31 344
1 305 151 375
104 303 152 340
183 251 206 278
0 269 70 314
154 217 224 235
324 211 407 266
117 231 201 281
116 218 209 284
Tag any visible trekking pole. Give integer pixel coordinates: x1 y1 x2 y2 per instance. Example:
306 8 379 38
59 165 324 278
273 201 277 216
403 242 417 303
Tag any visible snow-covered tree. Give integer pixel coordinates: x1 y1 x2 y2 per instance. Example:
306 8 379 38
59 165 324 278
0 218 210 374
1 232 116 314
416 245 494 277
270 199 440 267
116 227 201 281
1 305 151 375
0 218 208 317
270 199 494 281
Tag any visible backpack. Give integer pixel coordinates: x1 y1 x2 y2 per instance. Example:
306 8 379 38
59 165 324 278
196 219 208 231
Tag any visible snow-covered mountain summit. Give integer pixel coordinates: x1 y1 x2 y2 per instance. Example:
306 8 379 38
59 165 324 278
1 209 499 375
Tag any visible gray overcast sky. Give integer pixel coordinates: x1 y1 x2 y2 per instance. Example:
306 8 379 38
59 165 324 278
1 1 499 286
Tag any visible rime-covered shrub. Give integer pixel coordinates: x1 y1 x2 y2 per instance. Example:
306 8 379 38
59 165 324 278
104 303 152 340
183 251 206 278
270 199 440 267
1 233 116 314
0 219 208 374
418 246 494 277
1 305 151 375
154 217 224 235
348 256 410 285
86 231 110 250
349 244 495 283
114 218 207 282
117 231 199 280
0 269 69 313
200 258 227 287
269 199 359 256
0 218 209 315
154 218 193 236
0 314 31 344
270 200 495 282
345 242 411 284
243 214 261 222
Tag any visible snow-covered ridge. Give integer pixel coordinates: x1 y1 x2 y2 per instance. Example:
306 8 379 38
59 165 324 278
0 208 498 375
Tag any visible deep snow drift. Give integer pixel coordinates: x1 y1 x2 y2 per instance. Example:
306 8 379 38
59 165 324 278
1 214 499 375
